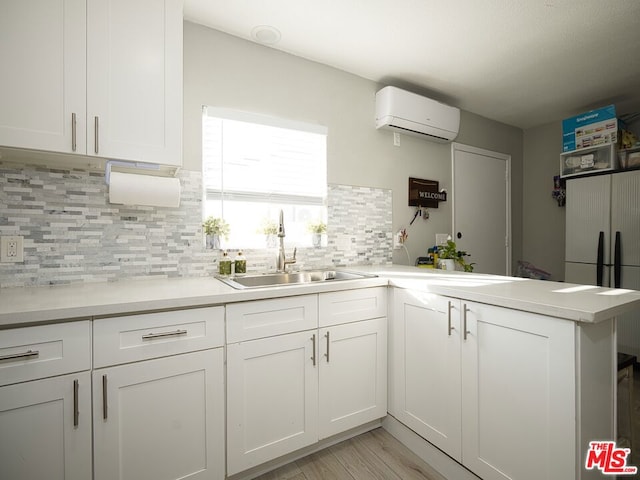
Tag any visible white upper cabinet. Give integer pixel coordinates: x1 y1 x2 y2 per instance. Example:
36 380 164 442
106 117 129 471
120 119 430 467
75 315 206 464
0 0 86 154
0 0 183 167
87 0 183 165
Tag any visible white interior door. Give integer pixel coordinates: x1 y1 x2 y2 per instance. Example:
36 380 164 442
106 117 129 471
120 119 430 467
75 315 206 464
452 144 510 275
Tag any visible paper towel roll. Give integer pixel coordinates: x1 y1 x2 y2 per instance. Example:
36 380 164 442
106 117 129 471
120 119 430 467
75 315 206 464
108 171 181 208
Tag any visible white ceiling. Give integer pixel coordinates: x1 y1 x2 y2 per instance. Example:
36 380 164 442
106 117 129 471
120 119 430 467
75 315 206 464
184 0 640 130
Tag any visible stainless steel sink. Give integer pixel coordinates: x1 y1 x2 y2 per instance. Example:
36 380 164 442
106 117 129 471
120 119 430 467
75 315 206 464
217 270 376 289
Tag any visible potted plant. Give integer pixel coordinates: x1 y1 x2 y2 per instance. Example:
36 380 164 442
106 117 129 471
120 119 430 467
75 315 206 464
202 216 229 249
308 221 327 247
438 239 475 272
259 218 278 248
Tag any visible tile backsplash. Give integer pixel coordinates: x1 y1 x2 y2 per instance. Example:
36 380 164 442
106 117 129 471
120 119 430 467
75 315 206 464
0 161 392 288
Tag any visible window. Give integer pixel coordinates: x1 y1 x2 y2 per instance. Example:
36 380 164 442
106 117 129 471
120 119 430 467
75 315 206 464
202 107 328 248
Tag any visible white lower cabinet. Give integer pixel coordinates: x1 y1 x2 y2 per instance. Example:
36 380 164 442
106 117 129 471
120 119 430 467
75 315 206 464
93 306 226 480
0 371 92 480
226 330 319 475
390 288 578 480
226 288 387 476
318 317 387 439
389 291 462 459
0 320 92 480
93 349 224 480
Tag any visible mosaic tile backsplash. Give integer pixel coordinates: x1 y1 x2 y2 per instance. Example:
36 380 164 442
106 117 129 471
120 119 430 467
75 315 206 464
0 161 392 288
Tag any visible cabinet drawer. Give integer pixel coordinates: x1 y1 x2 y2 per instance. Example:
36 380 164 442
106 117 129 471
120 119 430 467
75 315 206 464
227 295 318 343
0 320 91 387
93 307 225 368
319 287 387 327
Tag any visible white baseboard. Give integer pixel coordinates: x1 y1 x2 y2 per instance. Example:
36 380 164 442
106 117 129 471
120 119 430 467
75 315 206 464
227 419 382 480
382 415 481 480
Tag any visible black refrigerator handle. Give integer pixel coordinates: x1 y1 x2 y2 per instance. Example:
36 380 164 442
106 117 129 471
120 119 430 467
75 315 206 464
614 231 621 288
596 231 604 287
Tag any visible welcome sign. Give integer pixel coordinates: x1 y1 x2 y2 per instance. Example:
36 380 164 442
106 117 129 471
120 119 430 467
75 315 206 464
408 177 446 208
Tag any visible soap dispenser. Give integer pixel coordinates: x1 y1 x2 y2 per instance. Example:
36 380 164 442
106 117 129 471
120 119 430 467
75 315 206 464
234 251 246 275
218 251 232 276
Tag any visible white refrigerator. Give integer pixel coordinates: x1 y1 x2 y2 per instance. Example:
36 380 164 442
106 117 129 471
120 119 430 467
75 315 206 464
565 169 640 356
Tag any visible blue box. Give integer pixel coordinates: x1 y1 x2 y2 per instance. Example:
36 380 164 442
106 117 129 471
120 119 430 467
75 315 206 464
562 105 617 152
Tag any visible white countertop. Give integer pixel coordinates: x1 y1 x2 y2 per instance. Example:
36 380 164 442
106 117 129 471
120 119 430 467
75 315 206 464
1 265 639 328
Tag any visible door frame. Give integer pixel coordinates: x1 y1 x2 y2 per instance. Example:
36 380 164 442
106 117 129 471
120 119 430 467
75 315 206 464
451 143 512 275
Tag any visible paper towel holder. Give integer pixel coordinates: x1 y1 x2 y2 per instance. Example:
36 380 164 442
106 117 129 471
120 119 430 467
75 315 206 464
105 160 167 185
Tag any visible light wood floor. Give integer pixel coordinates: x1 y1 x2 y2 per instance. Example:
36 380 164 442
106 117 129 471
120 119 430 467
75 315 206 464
252 427 447 480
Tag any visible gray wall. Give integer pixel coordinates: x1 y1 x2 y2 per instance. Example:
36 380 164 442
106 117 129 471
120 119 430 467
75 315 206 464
522 121 565 280
184 22 524 268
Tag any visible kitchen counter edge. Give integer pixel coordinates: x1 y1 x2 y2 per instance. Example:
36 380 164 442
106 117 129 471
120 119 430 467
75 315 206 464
1 265 639 328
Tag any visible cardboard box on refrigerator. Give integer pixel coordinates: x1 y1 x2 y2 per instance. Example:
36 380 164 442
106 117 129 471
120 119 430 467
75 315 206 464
562 104 617 152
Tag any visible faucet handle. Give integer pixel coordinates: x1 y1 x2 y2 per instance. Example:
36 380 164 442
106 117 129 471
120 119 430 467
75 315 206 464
292 247 297 260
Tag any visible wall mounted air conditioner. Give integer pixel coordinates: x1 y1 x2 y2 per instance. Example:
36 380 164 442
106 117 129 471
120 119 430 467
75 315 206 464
375 86 460 143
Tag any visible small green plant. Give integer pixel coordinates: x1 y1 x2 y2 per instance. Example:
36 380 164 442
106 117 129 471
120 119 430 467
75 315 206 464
307 221 327 234
438 239 475 272
202 216 230 239
258 218 278 236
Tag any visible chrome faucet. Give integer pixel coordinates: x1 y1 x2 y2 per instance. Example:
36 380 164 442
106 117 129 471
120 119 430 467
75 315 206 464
276 209 297 272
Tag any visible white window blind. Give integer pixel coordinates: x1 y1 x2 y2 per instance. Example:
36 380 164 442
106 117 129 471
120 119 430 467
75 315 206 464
203 107 328 248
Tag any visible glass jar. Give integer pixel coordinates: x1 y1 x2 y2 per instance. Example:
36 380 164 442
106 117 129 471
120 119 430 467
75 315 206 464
234 251 246 275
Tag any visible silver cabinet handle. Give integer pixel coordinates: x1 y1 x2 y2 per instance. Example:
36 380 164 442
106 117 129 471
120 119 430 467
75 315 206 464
71 113 77 152
94 116 99 154
463 304 470 341
142 329 187 340
311 334 316 366
73 379 79 427
324 331 330 363
447 301 454 336
0 349 39 362
102 374 108 420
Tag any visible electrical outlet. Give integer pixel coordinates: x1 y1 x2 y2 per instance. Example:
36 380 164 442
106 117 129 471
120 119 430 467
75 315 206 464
394 231 402 249
393 132 401 147
436 233 449 246
1 236 24 262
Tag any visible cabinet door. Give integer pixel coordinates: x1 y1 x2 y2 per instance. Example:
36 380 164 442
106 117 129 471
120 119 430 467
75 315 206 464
0 0 86 154
389 289 462 460
611 170 640 268
565 175 611 265
318 317 387 439
616 265 640 357
0 371 92 480
87 0 183 166
93 349 224 480
461 302 575 480
227 330 318 475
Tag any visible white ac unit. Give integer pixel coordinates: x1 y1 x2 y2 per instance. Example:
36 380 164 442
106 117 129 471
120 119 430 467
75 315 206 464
375 86 460 143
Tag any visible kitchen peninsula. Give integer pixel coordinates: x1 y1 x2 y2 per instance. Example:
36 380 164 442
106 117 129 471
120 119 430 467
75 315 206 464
1 266 639 480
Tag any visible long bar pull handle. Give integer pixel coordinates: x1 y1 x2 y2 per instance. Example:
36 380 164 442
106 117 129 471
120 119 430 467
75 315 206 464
324 331 330 363
463 304 470 341
102 374 108 420
71 113 77 152
614 231 621 289
0 349 39 362
596 231 605 287
94 116 99 154
73 379 79 427
447 301 454 336
311 334 316 366
142 329 188 340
